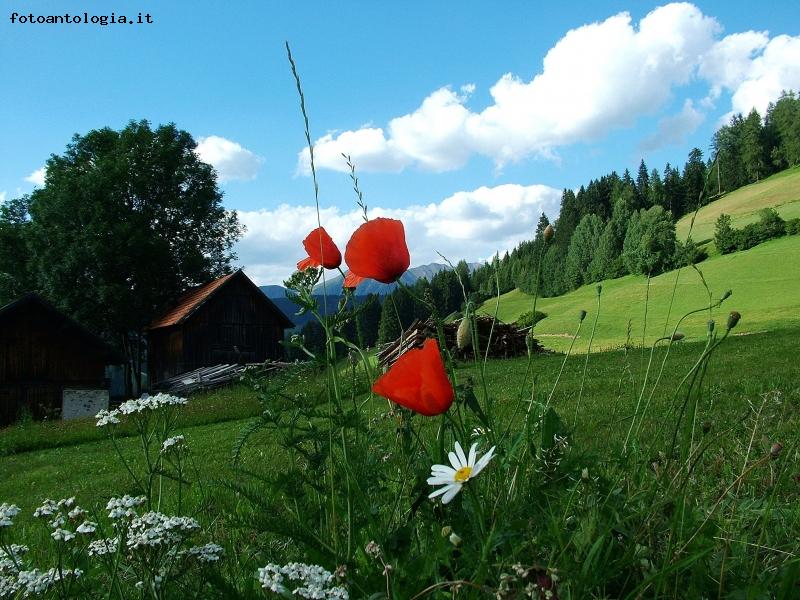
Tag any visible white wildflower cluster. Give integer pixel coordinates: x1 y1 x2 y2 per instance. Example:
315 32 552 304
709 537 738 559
0 503 20 528
87 537 119 557
183 543 224 563
76 521 97 534
161 435 186 454
96 393 187 427
0 544 28 575
15 567 82 596
106 495 146 520
33 497 91 544
51 528 76 543
258 562 348 599
33 497 75 518
126 512 199 550
95 409 120 427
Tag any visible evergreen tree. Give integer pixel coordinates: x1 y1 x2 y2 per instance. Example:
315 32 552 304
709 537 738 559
564 214 604 288
355 294 382 348
635 160 650 208
622 206 677 275
648 168 665 210
741 108 767 182
663 163 684 217
589 197 631 280
765 91 800 169
713 115 747 192
682 147 707 214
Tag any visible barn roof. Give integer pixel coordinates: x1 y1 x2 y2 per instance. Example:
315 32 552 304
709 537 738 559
0 293 125 363
147 269 293 330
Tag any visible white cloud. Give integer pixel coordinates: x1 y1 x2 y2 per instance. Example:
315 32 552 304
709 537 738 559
25 167 46 187
195 136 263 182
0 191 6 204
700 31 800 120
299 3 719 174
639 99 705 152
235 183 561 285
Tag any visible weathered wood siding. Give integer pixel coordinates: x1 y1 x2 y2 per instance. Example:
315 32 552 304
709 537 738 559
148 276 287 384
0 300 108 425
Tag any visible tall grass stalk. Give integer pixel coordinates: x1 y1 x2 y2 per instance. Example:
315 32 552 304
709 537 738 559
574 285 601 428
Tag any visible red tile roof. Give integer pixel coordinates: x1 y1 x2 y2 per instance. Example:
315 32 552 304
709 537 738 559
148 272 236 330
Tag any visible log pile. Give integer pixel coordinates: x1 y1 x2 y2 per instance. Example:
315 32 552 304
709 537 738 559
153 361 291 395
376 317 544 369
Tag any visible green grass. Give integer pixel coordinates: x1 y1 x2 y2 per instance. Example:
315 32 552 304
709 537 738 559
479 235 800 353
2 328 797 522
1 328 798 595
0 384 261 456
676 165 800 242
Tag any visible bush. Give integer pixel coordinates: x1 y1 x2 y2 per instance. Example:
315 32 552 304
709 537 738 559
714 214 737 254
734 222 766 250
757 207 785 238
784 217 800 235
516 310 547 329
674 237 709 267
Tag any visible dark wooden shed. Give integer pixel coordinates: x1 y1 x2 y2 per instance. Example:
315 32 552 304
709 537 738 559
147 269 293 385
0 294 124 426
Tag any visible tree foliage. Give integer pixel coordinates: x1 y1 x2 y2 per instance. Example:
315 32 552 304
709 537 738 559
4 120 243 391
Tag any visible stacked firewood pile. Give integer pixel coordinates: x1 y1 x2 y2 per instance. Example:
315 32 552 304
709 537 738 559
154 360 291 395
376 316 544 369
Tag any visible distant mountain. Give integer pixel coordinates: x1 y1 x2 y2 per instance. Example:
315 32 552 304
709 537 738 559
259 286 372 331
312 262 483 296
261 285 289 299
260 262 481 330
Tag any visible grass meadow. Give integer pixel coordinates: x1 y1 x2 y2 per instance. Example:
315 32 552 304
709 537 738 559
675 166 800 243
2 324 798 596
479 235 800 353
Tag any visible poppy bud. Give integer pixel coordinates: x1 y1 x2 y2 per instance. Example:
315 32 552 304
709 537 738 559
441 526 453 538
543 224 554 243
579 310 587 322
702 421 712 434
727 311 741 330
721 290 732 301
456 318 470 350
596 284 602 296
707 320 715 333
671 331 685 341
770 442 783 459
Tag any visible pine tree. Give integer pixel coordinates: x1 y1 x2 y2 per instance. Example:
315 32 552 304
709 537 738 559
741 108 766 182
636 159 650 208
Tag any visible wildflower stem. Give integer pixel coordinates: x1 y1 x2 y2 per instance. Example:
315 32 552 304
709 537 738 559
544 317 583 414
574 287 601 428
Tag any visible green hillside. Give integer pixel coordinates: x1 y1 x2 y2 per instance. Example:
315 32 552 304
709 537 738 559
676 165 800 242
479 234 800 353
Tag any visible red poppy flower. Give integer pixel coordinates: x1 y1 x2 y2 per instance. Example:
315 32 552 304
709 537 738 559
343 271 365 290
344 218 410 284
297 227 342 271
372 338 454 416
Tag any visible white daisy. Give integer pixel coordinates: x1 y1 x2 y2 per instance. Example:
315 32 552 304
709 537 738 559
427 441 496 504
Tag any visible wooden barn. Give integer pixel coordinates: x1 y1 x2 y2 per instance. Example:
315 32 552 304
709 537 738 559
147 269 293 385
0 294 124 426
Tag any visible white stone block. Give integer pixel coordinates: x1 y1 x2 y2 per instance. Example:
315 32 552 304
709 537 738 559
62 389 109 420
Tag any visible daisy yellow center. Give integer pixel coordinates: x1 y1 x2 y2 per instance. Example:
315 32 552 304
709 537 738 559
454 466 472 482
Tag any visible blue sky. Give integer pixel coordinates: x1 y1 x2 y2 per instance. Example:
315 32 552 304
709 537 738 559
2 1 798 284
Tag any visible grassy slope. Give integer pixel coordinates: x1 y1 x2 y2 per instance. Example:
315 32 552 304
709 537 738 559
676 165 800 242
2 329 797 537
479 235 800 353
